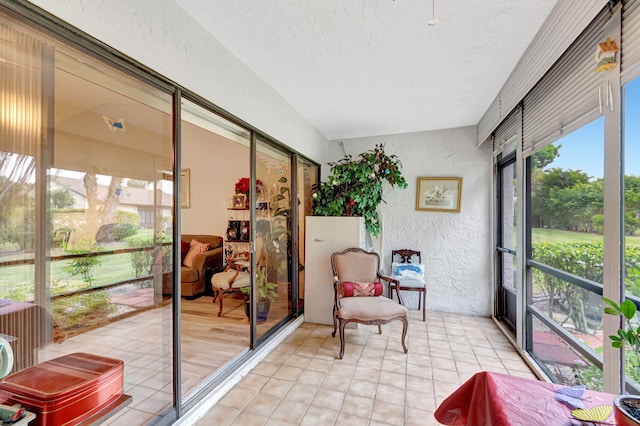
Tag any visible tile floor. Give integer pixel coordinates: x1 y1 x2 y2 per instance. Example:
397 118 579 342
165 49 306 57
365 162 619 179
195 310 538 426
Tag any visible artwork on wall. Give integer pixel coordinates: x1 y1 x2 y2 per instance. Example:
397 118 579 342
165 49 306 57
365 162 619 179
181 169 190 208
416 177 462 213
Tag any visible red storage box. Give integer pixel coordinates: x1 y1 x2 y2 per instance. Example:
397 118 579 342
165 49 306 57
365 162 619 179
0 352 126 426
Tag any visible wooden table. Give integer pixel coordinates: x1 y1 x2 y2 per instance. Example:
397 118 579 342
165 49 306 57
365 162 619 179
434 371 617 425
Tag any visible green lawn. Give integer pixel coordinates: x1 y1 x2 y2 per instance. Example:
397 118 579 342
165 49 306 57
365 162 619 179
532 228 640 247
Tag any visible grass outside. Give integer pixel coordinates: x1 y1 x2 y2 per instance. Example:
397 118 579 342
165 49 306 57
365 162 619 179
532 228 640 247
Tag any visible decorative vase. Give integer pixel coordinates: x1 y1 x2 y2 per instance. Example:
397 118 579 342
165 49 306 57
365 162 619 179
615 395 640 425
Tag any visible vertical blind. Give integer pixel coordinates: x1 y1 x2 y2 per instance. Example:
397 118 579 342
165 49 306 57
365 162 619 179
622 0 640 84
521 8 610 157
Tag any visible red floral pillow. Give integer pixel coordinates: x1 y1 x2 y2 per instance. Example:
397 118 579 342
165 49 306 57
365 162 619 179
183 240 209 267
180 240 190 264
340 281 384 297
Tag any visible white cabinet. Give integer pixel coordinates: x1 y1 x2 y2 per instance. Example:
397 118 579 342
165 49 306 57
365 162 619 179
304 216 370 325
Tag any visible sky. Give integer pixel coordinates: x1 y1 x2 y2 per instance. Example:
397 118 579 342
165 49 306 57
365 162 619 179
546 78 640 179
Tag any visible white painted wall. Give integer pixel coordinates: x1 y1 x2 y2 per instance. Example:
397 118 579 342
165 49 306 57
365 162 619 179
29 0 329 162
331 126 493 316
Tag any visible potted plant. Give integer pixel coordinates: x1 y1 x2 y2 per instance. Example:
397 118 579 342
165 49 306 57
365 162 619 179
240 269 279 322
603 297 640 425
311 143 407 237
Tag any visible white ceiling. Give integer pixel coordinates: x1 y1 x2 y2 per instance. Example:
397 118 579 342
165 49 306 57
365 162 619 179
175 0 558 141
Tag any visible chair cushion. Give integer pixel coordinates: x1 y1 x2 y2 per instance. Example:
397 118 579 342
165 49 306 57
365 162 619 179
337 296 408 322
340 281 384 297
183 239 210 267
397 278 426 289
211 271 250 290
391 262 425 281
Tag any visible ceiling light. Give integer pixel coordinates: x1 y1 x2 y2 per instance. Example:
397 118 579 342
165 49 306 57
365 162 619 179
428 0 439 26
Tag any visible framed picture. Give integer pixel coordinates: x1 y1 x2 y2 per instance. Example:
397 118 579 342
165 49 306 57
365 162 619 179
232 194 246 209
416 177 462 212
180 169 190 208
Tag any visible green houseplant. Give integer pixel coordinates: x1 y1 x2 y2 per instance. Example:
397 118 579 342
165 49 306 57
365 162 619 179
240 269 279 322
312 143 407 237
603 297 640 424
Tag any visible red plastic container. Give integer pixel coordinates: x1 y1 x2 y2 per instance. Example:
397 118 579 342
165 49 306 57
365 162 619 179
0 352 125 426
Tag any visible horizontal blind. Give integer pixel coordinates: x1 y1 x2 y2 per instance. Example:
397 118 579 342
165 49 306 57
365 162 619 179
493 109 519 156
522 8 609 157
622 0 640 83
478 96 501 147
477 0 608 145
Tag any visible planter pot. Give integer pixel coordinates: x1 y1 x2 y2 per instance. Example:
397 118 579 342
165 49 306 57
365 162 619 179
244 298 271 322
257 299 270 323
615 395 640 425
243 298 250 320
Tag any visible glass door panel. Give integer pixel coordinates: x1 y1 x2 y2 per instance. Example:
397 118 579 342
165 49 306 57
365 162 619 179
496 155 517 333
256 139 292 340
296 159 319 316
180 99 251 399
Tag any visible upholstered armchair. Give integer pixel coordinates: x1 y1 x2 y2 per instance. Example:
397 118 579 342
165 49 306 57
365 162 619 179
330 247 408 359
163 234 223 298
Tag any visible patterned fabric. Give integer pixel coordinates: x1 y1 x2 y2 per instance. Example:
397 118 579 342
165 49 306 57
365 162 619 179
183 239 209 267
391 262 425 281
340 281 384 297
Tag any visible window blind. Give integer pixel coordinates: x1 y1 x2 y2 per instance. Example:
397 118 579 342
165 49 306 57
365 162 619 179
493 108 520 156
521 8 610 157
477 0 609 146
622 0 640 84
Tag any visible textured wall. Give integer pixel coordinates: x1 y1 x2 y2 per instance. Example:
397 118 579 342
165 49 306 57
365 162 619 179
330 126 493 316
28 0 329 162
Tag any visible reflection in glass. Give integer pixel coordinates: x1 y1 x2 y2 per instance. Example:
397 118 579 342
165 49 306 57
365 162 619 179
256 140 293 340
1 17 174 422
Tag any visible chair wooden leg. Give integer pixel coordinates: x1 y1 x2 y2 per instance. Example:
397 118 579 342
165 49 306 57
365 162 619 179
377 324 382 334
418 291 421 310
338 320 346 359
400 317 408 353
217 290 224 317
422 290 426 321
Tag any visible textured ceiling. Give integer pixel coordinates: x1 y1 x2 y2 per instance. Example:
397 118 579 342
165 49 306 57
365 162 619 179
175 0 557 140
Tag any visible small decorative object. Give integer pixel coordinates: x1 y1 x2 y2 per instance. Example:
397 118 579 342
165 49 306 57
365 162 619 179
555 385 586 409
416 177 462 212
571 405 613 422
232 194 245 209
180 169 190 208
595 37 619 73
102 115 126 132
234 177 264 195
312 144 408 237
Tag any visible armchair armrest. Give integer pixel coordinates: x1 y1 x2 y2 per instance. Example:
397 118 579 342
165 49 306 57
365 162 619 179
377 272 404 305
333 275 342 310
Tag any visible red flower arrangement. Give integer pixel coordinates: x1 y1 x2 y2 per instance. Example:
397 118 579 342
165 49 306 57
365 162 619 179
235 177 264 195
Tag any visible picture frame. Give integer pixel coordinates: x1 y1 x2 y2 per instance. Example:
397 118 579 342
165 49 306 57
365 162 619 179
232 194 246 209
416 177 462 213
180 169 190 208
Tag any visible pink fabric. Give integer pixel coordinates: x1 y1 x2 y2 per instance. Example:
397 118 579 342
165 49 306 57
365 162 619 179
183 240 209 268
434 371 615 426
340 281 384 297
